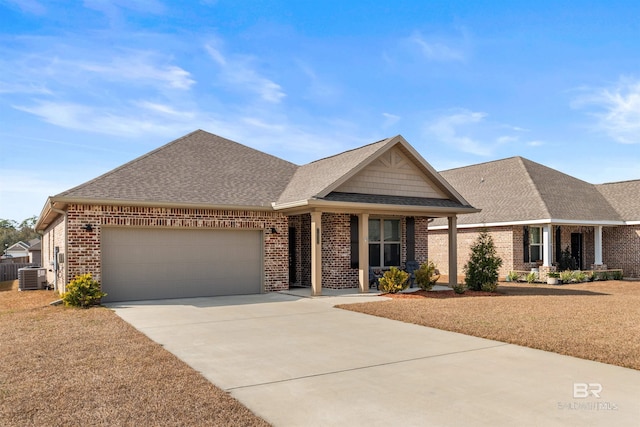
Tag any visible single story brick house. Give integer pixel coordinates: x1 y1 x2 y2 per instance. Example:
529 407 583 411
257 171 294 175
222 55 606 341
36 130 477 301
428 156 640 279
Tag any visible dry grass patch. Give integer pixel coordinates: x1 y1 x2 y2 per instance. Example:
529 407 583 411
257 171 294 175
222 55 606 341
0 280 269 427
339 280 640 370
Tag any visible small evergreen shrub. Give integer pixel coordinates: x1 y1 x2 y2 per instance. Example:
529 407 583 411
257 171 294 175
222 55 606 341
452 283 467 294
378 267 409 294
463 230 503 291
612 270 624 280
526 271 538 284
62 273 106 308
414 260 440 291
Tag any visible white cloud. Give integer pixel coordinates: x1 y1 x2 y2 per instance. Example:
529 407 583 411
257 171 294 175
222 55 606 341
204 43 285 103
1 0 46 14
0 81 52 95
408 31 466 62
14 101 195 137
527 140 544 147
572 78 640 144
78 54 195 90
382 112 401 128
426 110 491 155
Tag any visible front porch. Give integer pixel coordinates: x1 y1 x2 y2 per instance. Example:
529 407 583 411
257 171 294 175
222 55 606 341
287 212 460 296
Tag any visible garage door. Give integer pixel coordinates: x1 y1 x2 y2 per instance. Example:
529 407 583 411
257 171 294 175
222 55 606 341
101 228 262 302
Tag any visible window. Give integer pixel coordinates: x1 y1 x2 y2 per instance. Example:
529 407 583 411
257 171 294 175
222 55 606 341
529 226 542 262
369 218 401 267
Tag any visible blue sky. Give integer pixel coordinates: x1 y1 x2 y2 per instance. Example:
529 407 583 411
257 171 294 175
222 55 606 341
1 0 639 222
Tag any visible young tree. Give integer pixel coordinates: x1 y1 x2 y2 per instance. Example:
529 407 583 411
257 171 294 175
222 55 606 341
463 230 503 291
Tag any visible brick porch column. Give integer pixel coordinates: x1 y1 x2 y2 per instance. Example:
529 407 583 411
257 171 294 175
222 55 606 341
311 211 322 296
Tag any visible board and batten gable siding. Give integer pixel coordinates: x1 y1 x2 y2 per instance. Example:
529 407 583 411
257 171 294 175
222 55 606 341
47 204 289 294
335 147 447 199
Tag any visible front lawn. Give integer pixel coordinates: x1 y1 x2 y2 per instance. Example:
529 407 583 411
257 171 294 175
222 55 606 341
0 281 269 426
338 280 640 370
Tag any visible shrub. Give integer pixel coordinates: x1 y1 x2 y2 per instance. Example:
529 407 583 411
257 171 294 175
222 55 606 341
559 270 573 284
573 271 587 283
612 270 624 280
558 246 577 271
506 271 520 282
414 260 440 291
481 282 499 292
526 271 538 284
547 272 560 278
62 273 106 308
463 230 503 291
598 271 610 281
452 283 467 294
378 267 409 294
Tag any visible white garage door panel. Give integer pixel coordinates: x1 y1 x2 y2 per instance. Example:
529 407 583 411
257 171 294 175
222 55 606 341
102 228 262 302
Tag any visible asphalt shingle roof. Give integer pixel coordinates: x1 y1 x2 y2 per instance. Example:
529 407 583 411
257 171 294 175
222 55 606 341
597 180 640 221
57 130 298 208
432 156 623 226
276 138 392 205
50 130 473 214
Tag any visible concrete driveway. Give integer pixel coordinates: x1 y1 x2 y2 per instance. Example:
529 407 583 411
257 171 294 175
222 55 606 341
109 292 640 426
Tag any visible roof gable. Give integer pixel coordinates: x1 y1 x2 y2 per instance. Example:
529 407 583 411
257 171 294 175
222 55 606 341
335 146 448 199
276 135 468 208
56 130 298 208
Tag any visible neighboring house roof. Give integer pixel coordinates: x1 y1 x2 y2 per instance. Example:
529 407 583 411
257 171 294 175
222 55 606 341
28 241 41 251
36 130 477 231
431 156 624 228
6 241 30 252
597 180 640 223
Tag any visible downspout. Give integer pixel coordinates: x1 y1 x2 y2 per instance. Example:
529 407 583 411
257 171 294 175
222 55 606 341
50 203 67 293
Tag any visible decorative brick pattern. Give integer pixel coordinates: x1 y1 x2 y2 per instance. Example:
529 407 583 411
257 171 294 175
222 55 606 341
46 204 290 293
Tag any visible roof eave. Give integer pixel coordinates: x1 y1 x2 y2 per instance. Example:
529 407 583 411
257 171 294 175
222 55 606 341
36 196 277 232
428 218 628 230
274 198 479 216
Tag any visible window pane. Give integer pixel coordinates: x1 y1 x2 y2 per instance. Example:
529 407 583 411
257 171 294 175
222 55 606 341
384 243 400 267
368 219 380 241
384 219 400 241
369 244 381 267
531 245 541 262
530 227 541 244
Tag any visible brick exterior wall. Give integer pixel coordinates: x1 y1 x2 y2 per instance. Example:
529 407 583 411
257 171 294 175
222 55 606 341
429 226 515 280
603 225 640 278
42 204 290 294
429 224 626 280
42 214 66 291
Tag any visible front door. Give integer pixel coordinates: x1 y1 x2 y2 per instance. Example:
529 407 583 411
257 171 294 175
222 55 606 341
571 233 583 270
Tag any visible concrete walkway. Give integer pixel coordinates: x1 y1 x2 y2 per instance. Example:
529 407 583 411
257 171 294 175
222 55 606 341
109 291 640 426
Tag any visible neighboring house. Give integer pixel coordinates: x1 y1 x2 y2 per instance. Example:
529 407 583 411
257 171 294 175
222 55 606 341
428 156 640 279
2 241 31 263
36 130 477 302
28 240 42 265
